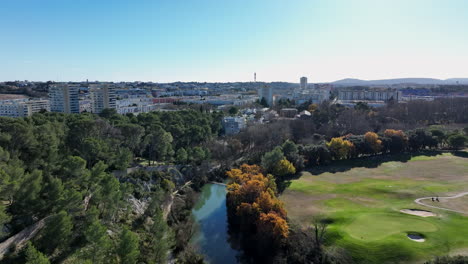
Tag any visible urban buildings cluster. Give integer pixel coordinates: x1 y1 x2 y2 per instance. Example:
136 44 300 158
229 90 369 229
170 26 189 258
257 77 331 107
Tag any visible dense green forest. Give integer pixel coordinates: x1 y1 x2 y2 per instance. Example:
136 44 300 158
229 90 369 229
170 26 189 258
0 109 222 263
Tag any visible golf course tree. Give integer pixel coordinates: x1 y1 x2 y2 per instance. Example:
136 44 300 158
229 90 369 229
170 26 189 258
326 137 354 160
300 143 332 166
407 129 439 151
261 146 286 173
382 129 408 153
447 133 467 149
226 164 288 261
281 140 304 171
363 132 383 154
430 128 447 147
273 159 296 179
261 145 298 180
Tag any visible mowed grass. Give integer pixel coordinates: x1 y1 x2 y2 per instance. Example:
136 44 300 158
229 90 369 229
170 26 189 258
345 213 437 241
281 151 468 264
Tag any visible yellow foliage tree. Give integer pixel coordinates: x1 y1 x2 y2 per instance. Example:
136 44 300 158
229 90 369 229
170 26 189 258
364 132 382 153
273 159 296 178
326 137 354 160
308 104 318 113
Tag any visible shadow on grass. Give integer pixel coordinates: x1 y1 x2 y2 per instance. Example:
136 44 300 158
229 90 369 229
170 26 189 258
277 150 467 193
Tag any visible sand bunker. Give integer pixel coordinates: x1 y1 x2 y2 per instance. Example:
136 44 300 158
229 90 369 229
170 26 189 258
407 233 425 242
400 209 437 217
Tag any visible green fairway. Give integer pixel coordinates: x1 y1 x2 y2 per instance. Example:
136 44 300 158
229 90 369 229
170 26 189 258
344 213 437 241
281 151 468 264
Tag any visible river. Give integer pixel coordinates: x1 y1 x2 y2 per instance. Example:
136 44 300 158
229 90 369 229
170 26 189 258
191 183 240 264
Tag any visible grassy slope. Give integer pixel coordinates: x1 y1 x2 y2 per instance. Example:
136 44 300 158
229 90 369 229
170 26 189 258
281 152 468 264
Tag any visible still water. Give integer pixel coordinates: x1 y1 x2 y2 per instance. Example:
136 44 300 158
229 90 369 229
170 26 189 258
191 183 240 264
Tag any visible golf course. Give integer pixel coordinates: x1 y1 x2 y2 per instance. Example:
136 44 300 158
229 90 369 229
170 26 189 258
281 151 468 263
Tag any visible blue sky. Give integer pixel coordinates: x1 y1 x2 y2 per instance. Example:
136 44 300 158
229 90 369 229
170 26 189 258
1 0 468 82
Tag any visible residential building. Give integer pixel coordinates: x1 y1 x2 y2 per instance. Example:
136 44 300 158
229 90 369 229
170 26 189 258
338 89 402 102
300 77 308 90
222 116 246 135
0 99 49 118
280 108 298 118
49 84 80 113
292 89 330 104
258 85 273 106
90 85 117 113
0 101 30 117
25 99 50 113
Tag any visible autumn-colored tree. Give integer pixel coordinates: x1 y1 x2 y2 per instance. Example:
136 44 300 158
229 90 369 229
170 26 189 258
308 104 318 113
257 212 289 239
364 132 382 154
273 159 296 178
226 164 289 245
326 137 354 160
384 129 407 140
253 191 287 218
383 129 409 153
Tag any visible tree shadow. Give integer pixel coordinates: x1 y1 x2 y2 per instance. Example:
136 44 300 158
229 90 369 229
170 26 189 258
451 150 468 158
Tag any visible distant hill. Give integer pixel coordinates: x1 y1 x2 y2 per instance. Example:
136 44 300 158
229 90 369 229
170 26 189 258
332 78 468 86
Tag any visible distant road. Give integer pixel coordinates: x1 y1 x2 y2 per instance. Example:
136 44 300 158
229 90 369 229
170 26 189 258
415 192 468 215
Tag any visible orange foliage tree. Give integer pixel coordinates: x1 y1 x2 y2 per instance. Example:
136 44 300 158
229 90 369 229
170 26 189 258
384 129 407 140
226 164 289 241
364 132 382 154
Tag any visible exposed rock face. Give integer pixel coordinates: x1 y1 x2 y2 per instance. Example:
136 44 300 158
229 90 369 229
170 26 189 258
128 195 148 217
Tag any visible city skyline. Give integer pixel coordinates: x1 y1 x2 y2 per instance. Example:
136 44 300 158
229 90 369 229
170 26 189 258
1 0 468 83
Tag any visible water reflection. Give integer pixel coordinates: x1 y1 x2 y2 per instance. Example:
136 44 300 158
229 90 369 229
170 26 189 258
191 184 240 264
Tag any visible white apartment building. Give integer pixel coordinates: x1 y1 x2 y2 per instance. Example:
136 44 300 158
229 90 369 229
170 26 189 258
115 97 158 114
49 84 80 113
25 99 50 113
222 116 247 135
338 89 402 102
0 99 50 118
292 89 330 104
90 85 117 114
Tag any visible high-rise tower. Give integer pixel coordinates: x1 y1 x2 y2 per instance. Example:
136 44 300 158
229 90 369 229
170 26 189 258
49 84 80 113
90 84 116 114
300 77 308 90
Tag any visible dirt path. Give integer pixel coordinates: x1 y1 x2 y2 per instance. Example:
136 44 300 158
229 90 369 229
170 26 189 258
415 192 468 215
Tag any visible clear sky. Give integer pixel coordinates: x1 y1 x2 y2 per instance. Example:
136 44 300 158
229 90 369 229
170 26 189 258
1 0 468 83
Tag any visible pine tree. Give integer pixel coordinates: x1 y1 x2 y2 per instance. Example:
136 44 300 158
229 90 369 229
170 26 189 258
84 219 112 263
117 228 140 264
25 242 50 264
40 210 73 254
